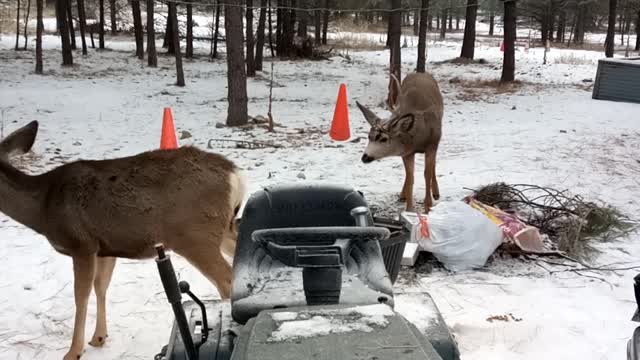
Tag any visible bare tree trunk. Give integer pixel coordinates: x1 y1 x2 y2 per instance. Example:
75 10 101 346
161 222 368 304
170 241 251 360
388 0 401 107
223 0 248 126
109 0 116 34
35 0 43 73
605 0 617 57
557 9 566 43
132 0 144 59
169 0 184 86
99 0 105 48
256 0 266 71
574 3 585 44
322 0 328 44
619 1 625 46
23 0 31 50
489 11 495 35
416 0 429 72
57 0 73 65
297 0 307 37
636 10 640 51
77 0 87 54
186 0 193 58
15 0 20 50
146 0 157 66
67 2 76 49
165 4 175 54
268 0 274 56
460 0 477 59
314 0 321 44
448 6 452 30
500 0 516 83
213 1 221 58
428 15 433 30
456 12 460 30
413 9 419 36
440 6 446 39
246 0 256 76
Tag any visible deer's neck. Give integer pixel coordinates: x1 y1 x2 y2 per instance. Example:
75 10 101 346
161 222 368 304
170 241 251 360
0 160 46 233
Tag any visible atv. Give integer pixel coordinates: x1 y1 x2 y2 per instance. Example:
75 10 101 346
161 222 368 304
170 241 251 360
153 184 460 360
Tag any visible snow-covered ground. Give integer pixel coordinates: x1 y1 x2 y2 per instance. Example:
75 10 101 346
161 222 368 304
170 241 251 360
1 19 640 360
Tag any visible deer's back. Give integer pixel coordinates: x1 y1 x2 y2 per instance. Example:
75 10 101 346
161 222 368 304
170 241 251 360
396 72 444 121
39 146 240 258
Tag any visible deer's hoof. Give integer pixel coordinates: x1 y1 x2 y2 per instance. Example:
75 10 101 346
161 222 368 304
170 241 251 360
89 334 108 347
63 349 83 360
432 192 440 201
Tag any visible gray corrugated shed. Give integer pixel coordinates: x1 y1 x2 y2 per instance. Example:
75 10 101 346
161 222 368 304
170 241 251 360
592 57 640 104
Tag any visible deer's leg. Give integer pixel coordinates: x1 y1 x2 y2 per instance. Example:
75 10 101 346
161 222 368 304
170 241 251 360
175 239 233 299
400 154 415 209
431 147 440 201
64 254 97 360
424 148 437 212
89 256 116 347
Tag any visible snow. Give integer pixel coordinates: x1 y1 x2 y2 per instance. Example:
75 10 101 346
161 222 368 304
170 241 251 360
267 304 394 342
1 17 640 360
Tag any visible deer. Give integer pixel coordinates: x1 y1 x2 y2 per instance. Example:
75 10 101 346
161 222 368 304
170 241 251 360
0 121 246 360
355 71 444 213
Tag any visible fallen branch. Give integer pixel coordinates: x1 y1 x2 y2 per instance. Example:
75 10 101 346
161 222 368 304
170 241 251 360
207 138 283 150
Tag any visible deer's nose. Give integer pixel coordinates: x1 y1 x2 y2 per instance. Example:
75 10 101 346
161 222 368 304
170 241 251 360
361 154 374 163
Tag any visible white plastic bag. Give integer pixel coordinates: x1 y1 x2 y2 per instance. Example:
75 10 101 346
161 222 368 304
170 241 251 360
416 201 504 271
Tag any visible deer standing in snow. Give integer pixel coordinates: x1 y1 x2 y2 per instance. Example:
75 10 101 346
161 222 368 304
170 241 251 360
0 121 246 360
356 72 444 212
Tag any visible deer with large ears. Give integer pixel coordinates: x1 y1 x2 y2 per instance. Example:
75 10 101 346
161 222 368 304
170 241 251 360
356 71 444 213
0 121 246 360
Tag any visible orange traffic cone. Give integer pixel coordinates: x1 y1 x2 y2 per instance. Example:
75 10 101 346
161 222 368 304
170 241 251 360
330 83 350 141
160 107 178 149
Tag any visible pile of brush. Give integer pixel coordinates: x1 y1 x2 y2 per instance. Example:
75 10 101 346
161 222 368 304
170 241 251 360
468 182 637 260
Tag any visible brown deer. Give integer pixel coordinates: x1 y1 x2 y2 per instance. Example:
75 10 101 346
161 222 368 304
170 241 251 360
356 71 444 213
0 121 246 360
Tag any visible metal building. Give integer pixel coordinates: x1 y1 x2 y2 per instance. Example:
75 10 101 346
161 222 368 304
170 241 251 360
592 57 640 104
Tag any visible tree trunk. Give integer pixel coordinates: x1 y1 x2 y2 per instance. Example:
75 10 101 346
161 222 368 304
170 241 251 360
36 0 43 73
489 11 495 35
428 15 433 30
256 0 266 71
574 3 585 44
109 0 116 34
213 1 221 58
186 0 193 58
67 2 76 49
314 1 321 44
448 7 452 30
246 0 256 76
605 0 617 57
436 14 440 29
57 0 73 65
500 0 516 83
169 1 184 86
635 10 639 51
23 0 31 50
99 0 105 48
557 9 566 43
77 0 87 54
146 0 157 66
416 0 429 72
440 7 446 39
132 0 144 59
460 0 477 59
388 0 401 107
456 12 460 30
322 0 329 44
15 0 20 50
276 0 283 54
413 9 419 36
165 4 175 54
223 0 248 126
619 4 625 46
268 0 274 56
297 1 308 37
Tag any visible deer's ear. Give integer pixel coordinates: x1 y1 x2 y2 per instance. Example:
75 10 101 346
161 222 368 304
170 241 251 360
391 114 415 133
0 121 39 157
355 101 381 127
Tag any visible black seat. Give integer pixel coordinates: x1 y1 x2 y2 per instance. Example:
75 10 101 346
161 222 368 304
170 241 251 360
230 183 394 324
